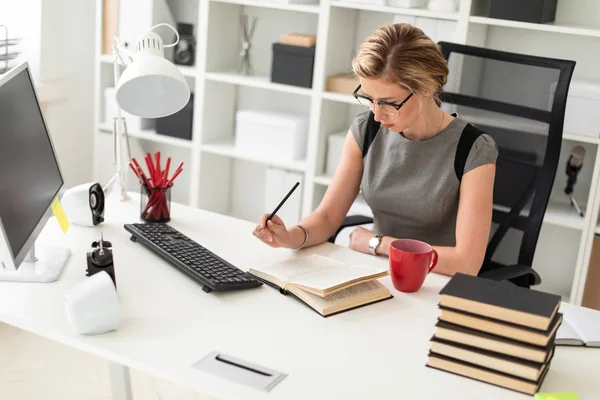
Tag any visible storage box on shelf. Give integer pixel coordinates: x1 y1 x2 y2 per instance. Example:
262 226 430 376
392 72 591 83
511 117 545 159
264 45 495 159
271 42 316 88
234 109 309 163
326 73 359 94
156 93 195 141
485 0 558 24
559 80 600 138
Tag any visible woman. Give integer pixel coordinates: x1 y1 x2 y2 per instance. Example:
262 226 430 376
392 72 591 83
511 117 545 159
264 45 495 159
252 23 498 277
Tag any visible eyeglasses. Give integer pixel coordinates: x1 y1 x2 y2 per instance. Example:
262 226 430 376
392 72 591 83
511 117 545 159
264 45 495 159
352 84 413 116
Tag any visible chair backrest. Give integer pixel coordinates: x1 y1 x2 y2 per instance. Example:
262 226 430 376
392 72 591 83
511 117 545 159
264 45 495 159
437 42 576 275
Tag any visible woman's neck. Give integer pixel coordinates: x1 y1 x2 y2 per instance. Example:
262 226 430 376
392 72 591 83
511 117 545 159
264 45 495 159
402 102 452 141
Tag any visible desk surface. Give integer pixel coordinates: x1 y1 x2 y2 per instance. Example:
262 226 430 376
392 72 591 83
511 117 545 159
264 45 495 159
0 193 598 400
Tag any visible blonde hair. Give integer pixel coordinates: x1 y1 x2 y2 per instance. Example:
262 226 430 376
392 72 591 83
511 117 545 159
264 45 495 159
352 23 448 104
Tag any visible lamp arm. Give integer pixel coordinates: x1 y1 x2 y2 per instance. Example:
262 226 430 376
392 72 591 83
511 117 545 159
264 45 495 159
111 37 133 66
104 39 132 201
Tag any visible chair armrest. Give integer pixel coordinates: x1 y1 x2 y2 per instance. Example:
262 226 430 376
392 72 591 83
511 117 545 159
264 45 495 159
479 264 542 286
328 215 374 243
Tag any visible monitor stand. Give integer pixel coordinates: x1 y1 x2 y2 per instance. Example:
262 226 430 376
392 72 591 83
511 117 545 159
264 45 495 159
0 244 71 283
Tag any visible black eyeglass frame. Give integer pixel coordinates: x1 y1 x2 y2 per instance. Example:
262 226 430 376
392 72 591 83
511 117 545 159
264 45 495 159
352 84 414 116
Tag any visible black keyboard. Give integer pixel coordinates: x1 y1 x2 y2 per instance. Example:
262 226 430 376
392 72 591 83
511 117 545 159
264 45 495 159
124 223 262 293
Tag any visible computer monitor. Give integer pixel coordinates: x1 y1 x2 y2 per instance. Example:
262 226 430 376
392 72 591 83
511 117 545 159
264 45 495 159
0 61 71 282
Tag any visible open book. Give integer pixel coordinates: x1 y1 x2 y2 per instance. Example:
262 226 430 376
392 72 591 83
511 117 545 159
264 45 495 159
555 302 600 347
248 254 391 317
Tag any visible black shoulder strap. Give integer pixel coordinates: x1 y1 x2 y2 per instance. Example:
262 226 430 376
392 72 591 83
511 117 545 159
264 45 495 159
454 122 484 182
362 111 380 158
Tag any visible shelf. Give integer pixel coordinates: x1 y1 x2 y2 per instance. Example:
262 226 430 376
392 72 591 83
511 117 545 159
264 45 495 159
201 138 307 172
321 91 357 104
314 175 333 185
543 201 586 230
98 123 194 149
210 0 320 13
205 71 313 96
495 201 586 231
99 54 198 78
469 16 600 38
459 112 600 145
595 225 600 235
330 1 459 20
562 133 600 145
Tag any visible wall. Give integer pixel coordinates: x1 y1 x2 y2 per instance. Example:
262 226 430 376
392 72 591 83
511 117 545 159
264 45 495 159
41 0 96 187
0 0 96 188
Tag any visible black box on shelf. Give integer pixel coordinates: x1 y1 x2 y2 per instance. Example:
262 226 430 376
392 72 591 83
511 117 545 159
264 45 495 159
271 43 315 88
488 0 558 24
156 93 194 140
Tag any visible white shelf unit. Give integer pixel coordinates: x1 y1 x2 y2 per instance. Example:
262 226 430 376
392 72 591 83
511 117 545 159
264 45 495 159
93 0 600 305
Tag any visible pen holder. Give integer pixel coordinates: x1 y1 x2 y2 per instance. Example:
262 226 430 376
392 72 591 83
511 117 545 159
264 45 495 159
140 184 172 223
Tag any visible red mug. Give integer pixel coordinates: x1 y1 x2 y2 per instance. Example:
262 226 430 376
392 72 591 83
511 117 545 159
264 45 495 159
389 239 438 293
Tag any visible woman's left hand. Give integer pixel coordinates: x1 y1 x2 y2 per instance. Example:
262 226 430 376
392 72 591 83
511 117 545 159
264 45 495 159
349 226 376 254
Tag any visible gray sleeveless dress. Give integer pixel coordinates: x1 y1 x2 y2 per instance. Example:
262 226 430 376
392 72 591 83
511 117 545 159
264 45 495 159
350 110 498 247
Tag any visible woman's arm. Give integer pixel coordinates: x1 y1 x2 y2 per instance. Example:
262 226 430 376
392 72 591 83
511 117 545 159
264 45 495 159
352 163 496 277
253 130 364 249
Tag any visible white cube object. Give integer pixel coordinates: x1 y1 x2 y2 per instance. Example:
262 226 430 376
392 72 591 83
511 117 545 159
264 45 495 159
326 130 347 176
388 0 427 8
235 110 308 162
63 271 120 335
564 81 600 138
103 87 154 132
550 80 600 138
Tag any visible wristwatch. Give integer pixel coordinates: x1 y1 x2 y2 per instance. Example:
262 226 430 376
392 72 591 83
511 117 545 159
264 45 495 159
368 233 384 256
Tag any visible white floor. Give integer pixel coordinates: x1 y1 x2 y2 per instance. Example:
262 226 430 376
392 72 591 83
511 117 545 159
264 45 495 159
0 323 216 400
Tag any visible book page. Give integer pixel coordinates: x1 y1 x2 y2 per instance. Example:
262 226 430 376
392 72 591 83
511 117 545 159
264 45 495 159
555 318 582 344
559 302 600 344
252 254 387 290
252 254 347 282
322 280 384 303
290 263 386 292
290 280 389 314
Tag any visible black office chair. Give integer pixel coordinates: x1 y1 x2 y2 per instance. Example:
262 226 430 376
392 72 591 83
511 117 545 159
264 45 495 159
329 42 576 288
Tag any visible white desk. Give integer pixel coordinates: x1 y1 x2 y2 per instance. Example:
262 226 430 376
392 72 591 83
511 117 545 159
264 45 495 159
1 193 599 400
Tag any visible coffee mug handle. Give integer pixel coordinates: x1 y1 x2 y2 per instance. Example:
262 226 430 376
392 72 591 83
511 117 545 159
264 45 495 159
428 249 438 274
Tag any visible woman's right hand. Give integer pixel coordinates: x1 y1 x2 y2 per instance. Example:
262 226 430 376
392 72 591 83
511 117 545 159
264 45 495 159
252 213 296 248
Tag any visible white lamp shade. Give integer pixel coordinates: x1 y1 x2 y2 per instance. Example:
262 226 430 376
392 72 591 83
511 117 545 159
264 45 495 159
115 54 190 118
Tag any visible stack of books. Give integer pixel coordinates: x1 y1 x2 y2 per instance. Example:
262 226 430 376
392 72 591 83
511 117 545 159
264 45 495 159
427 273 563 395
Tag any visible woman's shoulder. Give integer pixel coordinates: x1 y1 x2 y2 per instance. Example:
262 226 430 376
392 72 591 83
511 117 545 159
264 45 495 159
456 118 498 174
350 110 375 150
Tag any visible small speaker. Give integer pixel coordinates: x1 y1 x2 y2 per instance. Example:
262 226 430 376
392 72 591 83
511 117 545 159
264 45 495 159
63 271 120 335
173 23 195 66
62 182 105 227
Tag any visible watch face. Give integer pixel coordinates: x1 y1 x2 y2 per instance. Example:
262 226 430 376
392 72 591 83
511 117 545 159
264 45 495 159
369 236 378 248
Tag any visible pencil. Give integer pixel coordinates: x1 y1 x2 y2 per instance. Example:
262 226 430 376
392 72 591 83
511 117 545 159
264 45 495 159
267 181 300 222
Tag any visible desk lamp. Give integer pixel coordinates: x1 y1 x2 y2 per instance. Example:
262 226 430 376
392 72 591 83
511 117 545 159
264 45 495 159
105 23 190 201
